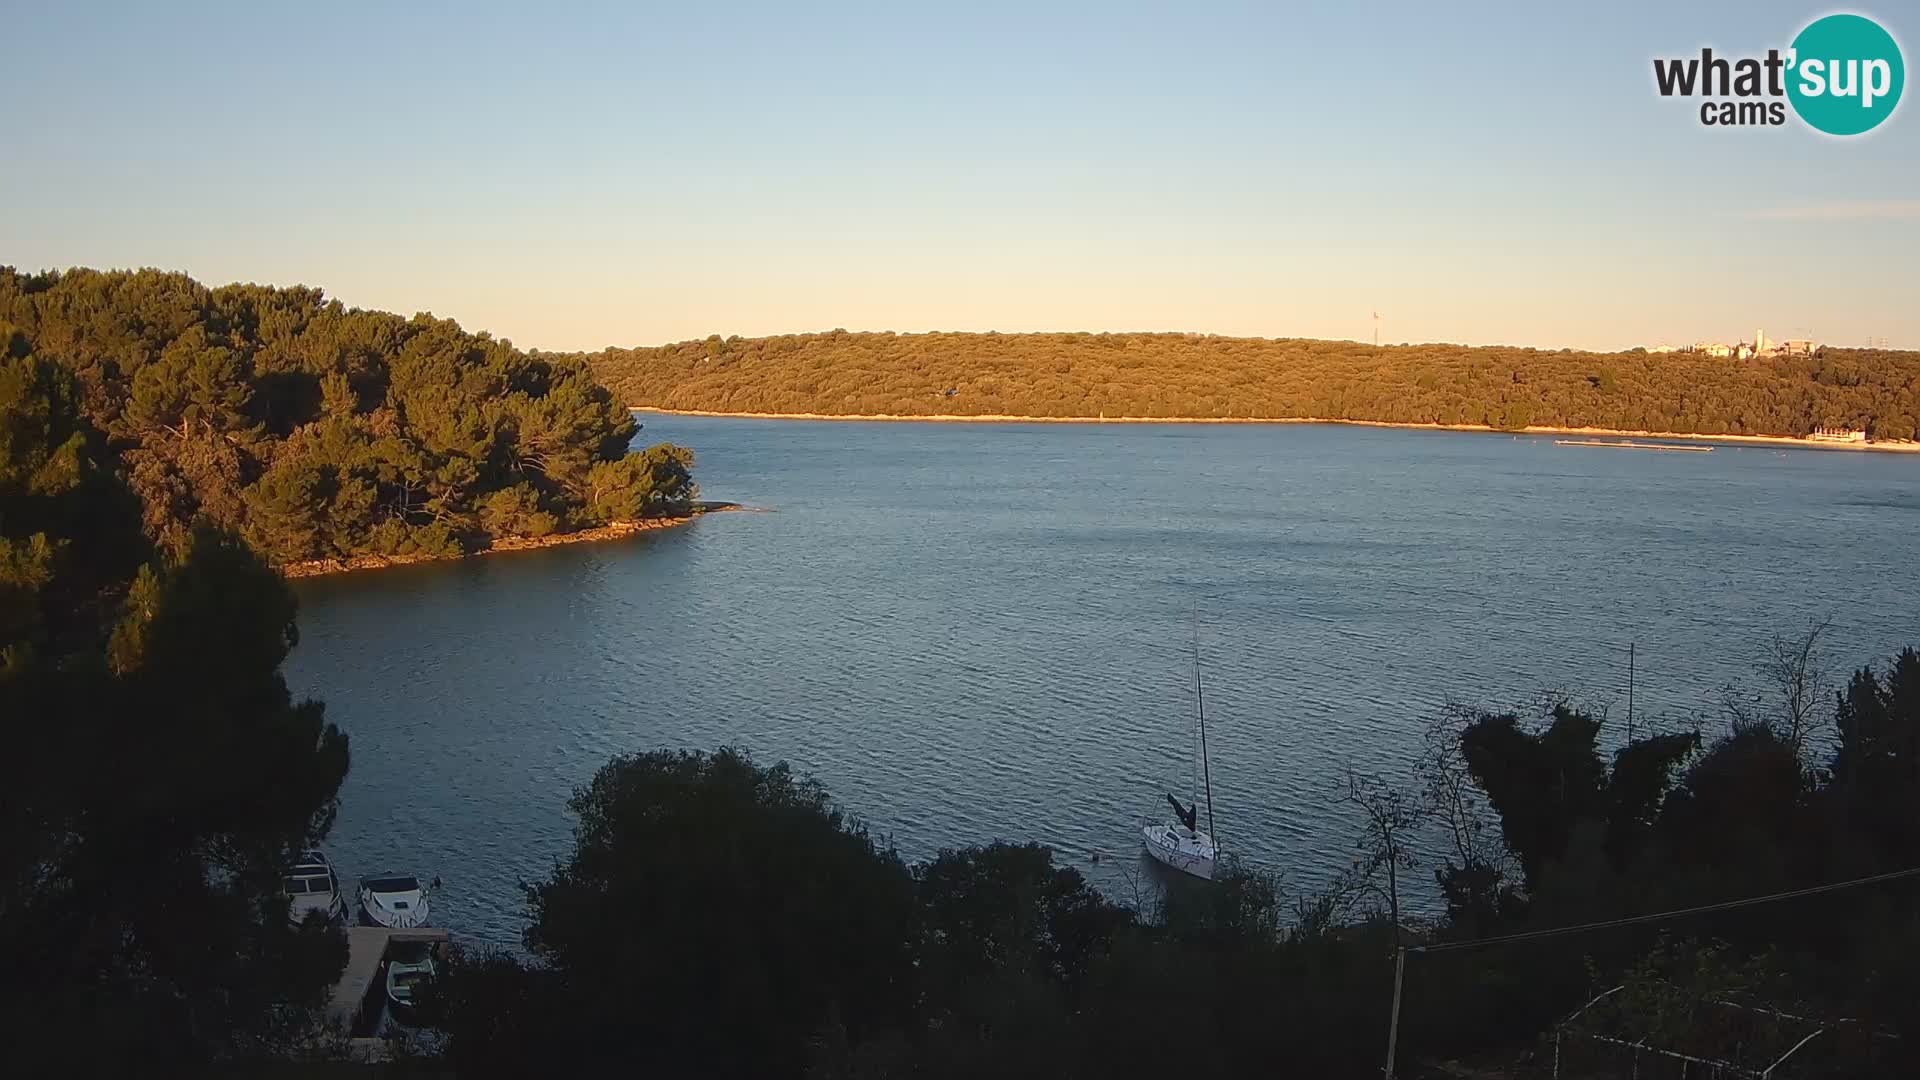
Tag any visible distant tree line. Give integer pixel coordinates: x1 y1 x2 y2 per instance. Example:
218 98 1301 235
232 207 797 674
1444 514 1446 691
580 330 1920 440
0 267 695 567
421 632 1920 1078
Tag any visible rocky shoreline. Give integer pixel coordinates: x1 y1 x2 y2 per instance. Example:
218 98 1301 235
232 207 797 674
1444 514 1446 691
280 503 744 580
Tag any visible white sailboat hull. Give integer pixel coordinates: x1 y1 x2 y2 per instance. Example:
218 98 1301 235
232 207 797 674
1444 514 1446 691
1143 824 1217 880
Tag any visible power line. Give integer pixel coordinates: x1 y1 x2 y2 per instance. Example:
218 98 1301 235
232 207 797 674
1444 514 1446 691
1382 864 1920 1077
1409 864 1920 955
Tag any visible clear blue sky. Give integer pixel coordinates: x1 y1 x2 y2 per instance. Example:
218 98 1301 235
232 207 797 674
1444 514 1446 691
4 1 1915 351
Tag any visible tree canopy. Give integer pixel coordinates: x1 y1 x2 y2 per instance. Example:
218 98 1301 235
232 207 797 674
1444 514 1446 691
0 346 350 1069
0 267 696 567
438 748 923 1077
582 330 1920 440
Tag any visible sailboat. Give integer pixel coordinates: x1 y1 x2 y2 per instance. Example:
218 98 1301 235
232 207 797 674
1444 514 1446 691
1142 633 1219 880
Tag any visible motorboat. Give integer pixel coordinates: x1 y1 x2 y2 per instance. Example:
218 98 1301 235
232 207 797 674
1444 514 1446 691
284 850 347 926
358 872 438 929
384 941 438 1020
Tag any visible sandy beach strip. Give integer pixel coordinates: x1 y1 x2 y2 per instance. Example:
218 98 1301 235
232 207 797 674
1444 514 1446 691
630 408 1920 454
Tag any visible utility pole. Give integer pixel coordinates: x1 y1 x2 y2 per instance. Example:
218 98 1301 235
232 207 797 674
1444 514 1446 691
1384 946 1407 1078
1373 311 1382 348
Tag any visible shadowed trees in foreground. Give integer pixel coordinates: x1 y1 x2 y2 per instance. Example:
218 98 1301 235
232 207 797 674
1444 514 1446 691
428 636 1920 1078
0 349 351 1070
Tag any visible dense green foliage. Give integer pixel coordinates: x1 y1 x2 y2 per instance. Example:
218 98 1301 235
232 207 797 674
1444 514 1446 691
0 348 350 1068
0 267 695 565
522 749 917 1076
1413 647 1920 1073
427 749 1402 1079
585 330 1920 439
429 644 1920 1078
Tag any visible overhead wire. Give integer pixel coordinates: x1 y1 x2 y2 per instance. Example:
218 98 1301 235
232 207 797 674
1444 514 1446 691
1410 865 1920 955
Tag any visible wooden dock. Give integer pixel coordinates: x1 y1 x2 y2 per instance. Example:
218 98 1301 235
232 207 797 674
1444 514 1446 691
1553 439 1714 453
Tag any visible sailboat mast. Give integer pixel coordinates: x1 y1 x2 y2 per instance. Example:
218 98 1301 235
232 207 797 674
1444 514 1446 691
1194 637 1216 840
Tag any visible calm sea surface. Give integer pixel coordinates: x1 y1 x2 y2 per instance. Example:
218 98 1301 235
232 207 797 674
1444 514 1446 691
284 418 1920 945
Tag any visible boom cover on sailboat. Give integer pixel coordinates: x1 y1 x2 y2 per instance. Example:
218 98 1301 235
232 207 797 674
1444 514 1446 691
1165 794 1199 833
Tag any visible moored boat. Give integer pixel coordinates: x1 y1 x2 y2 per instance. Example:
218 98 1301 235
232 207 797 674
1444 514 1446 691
384 940 438 1020
358 872 438 929
1143 819 1218 879
285 850 347 926
1142 624 1222 881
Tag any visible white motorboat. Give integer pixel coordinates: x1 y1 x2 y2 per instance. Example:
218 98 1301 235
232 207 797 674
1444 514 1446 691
1142 625 1222 881
284 850 347 926
358 873 438 929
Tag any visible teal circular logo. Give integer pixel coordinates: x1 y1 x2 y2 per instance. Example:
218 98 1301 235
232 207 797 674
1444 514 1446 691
1787 14 1904 135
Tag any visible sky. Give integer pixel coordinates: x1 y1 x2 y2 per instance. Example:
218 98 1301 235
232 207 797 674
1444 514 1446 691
3 1 1916 352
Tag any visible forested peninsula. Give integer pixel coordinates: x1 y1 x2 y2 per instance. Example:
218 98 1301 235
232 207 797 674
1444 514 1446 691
0 267 695 573
582 331 1920 442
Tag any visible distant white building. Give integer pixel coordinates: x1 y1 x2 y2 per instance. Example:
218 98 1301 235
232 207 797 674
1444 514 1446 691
1649 332 1820 359
1750 329 1822 358
1811 426 1867 443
